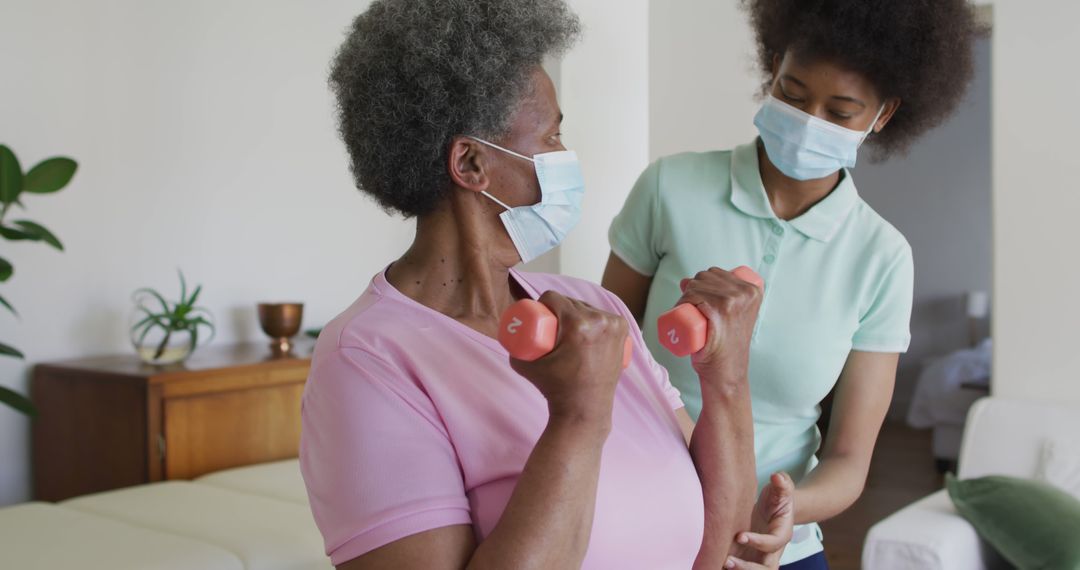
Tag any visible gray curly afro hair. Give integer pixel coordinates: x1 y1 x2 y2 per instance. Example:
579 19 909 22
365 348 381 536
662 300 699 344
330 0 582 218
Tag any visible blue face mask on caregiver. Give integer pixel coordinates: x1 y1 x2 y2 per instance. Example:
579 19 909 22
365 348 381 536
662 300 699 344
469 137 585 264
754 94 885 181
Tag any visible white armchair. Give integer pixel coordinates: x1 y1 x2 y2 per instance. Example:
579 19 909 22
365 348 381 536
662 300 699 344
863 396 1080 569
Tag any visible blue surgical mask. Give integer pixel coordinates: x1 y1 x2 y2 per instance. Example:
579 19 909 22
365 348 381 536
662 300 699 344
469 137 585 264
753 94 885 181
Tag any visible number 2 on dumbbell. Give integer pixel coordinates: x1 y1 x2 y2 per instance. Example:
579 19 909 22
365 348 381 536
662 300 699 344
657 266 764 358
498 299 633 368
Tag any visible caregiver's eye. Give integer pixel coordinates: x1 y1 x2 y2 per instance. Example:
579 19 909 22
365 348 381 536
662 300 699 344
779 89 805 105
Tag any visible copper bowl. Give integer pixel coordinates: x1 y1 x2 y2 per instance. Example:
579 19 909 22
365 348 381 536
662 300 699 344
257 302 304 355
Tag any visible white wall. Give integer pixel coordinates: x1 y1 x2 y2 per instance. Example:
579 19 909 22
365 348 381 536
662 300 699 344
649 0 760 160
992 1 1080 404
558 0 651 283
0 0 421 506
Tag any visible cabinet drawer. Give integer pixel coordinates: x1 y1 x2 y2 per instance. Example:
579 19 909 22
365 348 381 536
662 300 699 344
162 383 304 480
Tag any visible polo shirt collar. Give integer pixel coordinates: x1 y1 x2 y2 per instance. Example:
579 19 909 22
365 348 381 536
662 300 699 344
729 140 859 243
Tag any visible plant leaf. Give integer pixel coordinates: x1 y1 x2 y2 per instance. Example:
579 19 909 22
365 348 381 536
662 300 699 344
178 270 187 308
0 145 23 206
0 257 12 282
188 311 216 343
0 385 37 417
187 284 202 307
12 220 63 251
0 342 25 359
0 225 36 241
130 309 168 338
133 288 171 315
189 326 199 353
23 157 77 194
0 295 17 318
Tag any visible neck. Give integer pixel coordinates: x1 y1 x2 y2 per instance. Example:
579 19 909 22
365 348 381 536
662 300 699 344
386 196 523 325
756 139 841 221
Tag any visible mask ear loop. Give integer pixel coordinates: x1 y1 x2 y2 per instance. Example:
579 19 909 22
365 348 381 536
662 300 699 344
467 136 535 163
860 104 887 145
465 136 533 211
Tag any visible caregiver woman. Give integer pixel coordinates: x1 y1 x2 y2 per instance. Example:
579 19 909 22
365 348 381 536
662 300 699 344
301 1 796 569
603 0 982 567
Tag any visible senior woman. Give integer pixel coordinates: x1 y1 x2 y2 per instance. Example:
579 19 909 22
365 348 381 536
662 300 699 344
300 1 792 569
603 0 982 567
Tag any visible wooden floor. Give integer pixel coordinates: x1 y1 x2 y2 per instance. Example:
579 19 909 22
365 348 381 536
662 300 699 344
818 422 943 570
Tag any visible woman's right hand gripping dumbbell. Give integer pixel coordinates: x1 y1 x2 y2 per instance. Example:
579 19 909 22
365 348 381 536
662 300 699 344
659 266 765 382
501 291 630 426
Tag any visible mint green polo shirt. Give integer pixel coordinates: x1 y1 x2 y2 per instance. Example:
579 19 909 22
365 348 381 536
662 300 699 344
608 141 913 564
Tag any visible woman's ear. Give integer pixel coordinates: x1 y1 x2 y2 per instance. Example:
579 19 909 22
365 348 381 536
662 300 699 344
873 98 903 133
771 53 783 84
447 137 491 194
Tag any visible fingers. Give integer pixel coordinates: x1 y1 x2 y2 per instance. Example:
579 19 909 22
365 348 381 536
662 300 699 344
763 472 795 522
680 267 762 303
725 556 770 570
535 291 627 353
537 290 575 319
771 471 795 493
736 531 788 555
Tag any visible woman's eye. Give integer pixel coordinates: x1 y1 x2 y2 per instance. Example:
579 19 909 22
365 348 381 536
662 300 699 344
829 111 854 121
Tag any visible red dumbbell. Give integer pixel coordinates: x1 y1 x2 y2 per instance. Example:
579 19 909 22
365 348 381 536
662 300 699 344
498 299 633 368
657 266 765 357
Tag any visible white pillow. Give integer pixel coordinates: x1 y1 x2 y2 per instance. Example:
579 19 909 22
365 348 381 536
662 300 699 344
1036 437 1080 501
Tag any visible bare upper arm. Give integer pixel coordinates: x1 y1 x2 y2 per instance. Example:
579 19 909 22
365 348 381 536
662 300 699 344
601 252 653 324
674 406 695 447
336 525 476 570
821 351 899 466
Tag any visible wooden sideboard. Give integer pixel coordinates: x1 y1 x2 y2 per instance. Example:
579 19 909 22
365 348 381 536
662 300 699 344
31 340 314 502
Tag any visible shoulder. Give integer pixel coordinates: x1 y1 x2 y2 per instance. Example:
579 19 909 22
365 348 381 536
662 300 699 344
652 149 734 185
308 279 422 383
848 198 913 267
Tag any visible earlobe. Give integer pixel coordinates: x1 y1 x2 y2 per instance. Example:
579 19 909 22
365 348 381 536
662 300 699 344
876 99 902 132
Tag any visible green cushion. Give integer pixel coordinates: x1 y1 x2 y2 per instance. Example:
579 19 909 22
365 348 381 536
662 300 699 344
947 473 1080 570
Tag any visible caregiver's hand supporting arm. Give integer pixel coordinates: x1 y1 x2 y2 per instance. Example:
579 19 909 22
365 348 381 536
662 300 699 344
792 351 898 525
677 269 763 569
339 291 627 570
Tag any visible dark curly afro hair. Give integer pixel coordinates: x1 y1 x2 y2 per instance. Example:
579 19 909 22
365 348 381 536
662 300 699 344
743 0 984 159
330 0 581 218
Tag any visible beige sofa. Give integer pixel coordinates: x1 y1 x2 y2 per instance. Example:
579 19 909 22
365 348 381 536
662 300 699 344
0 460 331 570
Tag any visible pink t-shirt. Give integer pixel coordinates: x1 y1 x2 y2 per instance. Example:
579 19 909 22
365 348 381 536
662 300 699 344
300 268 705 568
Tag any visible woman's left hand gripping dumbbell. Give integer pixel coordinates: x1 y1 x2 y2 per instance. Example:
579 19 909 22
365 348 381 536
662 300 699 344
498 291 632 423
667 267 764 382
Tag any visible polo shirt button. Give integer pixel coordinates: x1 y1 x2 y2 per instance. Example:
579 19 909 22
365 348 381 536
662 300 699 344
773 225 784 236
763 254 776 264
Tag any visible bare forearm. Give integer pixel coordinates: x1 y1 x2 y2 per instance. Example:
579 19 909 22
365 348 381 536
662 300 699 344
689 377 757 569
468 414 609 570
792 455 868 525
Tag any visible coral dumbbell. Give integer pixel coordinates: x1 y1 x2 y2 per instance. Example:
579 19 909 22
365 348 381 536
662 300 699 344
657 266 765 357
498 299 633 368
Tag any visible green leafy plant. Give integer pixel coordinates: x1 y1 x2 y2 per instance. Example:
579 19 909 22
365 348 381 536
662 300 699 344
130 271 215 364
0 144 77 416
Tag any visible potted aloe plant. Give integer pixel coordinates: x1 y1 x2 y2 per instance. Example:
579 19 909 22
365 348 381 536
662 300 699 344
0 144 77 416
130 271 216 365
